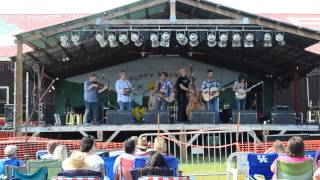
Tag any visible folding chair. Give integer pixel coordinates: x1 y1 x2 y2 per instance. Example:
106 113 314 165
102 155 118 180
247 153 278 180
51 176 101 180
305 150 316 159
277 159 313 180
12 166 48 180
27 159 62 180
36 150 48 159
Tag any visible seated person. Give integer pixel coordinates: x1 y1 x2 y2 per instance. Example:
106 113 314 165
135 136 152 156
60 151 102 178
153 137 167 155
114 139 136 180
41 141 58 159
53 145 68 163
80 135 105 172
264 140 286 154
0 145 25 174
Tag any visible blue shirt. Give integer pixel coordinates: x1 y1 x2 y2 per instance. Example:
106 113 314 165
200 80 222 91
156 80 173 99
115 79 132 102
84 80 98 102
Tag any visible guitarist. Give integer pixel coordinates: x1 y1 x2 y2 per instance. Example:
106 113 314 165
155 72 173 111
200 70 223 124
232 74 248 110
115 71 133 111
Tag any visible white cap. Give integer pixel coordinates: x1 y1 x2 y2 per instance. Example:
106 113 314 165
4 145 17 156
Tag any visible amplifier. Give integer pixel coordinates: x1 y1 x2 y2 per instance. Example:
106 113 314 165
190 110 215 124
271 111 296 125
143 110 170 124
232 110 257 124
106 110 133 125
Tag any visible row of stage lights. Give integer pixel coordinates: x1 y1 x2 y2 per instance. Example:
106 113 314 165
60 31 285 49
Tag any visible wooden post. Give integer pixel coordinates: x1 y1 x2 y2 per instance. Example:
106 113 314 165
169 0 177 23
15 40 23 136
179 129 187 163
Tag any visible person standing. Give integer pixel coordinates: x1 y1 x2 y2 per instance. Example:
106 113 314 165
155 72 173 111
233 74 248 110
200 70 222 124
115 71 133 111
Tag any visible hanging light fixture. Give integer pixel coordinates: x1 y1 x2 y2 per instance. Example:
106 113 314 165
60 34 69 48
189 32 199 47
71 33 80 46
131 32 143 47
119 34 129 45
150 33 159 48
218 32 228 48
263 32 272 47
207 32 217 47
244 33 254 48
108 34 119 48
160 32 170 47
176 32 188 46
95 32 108 48
232 32 241 47
275 33 285 46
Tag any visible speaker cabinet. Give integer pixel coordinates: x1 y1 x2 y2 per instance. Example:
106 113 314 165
190 110 215 124
4 104 14 123
271 111 296 125
232 110 257 124
143 110 170 124
106 110 133 125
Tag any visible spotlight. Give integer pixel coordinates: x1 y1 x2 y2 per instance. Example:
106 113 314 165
95 32 108 48
176 32 188 45
60 34 69 48
232 33 241 47
263 32 272 47
62 54 70 62
119 34 129 45
131 33 143 47
218 32 228 48
150 33 159 48
108 34 119 48
244 33 254 48
71 33 80 46
189 33 199 47
160 32 170 47
275 33 285 46
207 33 217 47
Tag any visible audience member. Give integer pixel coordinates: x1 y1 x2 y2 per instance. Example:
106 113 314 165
146 151 169 168
114 139 136 180
130 136 139 146
264 140 286 154
135 136 152 156
154 137 167 155
0 145 25 174
53 145 68 162
80 135 105 172
41 141 58 159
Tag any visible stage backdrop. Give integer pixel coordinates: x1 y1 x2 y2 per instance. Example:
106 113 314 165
55 56 272 123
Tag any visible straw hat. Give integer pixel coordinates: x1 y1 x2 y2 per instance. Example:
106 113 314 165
62 151 89 170
4 145 17 156
136 136 148 150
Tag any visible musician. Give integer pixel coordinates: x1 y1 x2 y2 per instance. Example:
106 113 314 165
155 72 173 111
83 74 105 124
175 68 193 122
115 71 133 111
200 70 222 124
233 74 248 110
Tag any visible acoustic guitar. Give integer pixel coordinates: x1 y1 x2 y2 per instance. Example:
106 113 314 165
202 80 235 102
157 89 175 103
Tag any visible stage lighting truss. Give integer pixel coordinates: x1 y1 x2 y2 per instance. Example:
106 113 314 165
131 32 143 47
95 32 108 48
160 31 170 47
218 32 228 48
244 32 254 48
118 33 130 45
60 34 70 48
150 33 160 48
71 33 81 46
176 32 188 46
108 33 119 48
207 32 217 47
232 32 241 47
275 33 285 46
263 32 272 47
189 32 199 47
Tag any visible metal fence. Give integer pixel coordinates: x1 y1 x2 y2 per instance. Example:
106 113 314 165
140 129 258 176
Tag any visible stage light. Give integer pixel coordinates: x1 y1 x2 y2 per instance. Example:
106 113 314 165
244 33 254 48
131 33 143 47
150 33 159 48
189 33 199 47
232 33 241 47
275 33 285 46
71 33 80 46
95 32 108 48
108 34 119 48
207 33 217 47
263 32 272 47
218 32 228 48
62 54 70 62
60 34 69 48
176 32 188 46
160 32 170 47
119 34 129 45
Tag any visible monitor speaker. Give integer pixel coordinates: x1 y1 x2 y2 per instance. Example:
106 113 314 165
143 110 170 124
232 110 257 124
271 111 296 124
190 110 215 124
106 110 133 125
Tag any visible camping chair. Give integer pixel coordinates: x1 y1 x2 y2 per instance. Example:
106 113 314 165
133 156 179 176
51 176 101 180
102 155 119 180
137 176 190 180
27 159 62 180
131 167 173 180
12 166 48 180
305 150 316 159
276 159 313 180
36 150 48 159
4 165 27 179
247 153 278 180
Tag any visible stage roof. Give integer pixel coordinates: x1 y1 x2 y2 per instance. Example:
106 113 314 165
11 0 320 80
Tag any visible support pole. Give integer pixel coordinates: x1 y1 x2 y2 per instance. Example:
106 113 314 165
26 72 29 120
15 40 23 136
169 0 177 23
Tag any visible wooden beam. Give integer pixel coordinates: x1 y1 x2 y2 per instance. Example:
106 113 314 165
26 52 40 62
15 41 23 136
101 19 245 25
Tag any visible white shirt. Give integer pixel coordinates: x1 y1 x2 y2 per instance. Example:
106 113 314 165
115 79 132 103
113 153 135 179
85 154 105 171
41 153 54 160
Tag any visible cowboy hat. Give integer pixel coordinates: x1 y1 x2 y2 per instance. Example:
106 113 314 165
136 136 148 150
62 151 89 170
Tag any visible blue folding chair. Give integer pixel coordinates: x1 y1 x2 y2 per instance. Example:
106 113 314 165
36 150 48 159
247 153 278 180
102 155 118 180
133 156 178 176
0 158 24 175
133 156 148 169
305 150 316 159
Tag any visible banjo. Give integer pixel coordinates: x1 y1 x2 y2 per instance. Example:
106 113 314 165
235 81 263 99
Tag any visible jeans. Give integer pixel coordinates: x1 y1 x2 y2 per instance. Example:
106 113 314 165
118 101 132 111
235 98 246 110
177 94 188 122
207 97 220 124
156 99 168 111
84 101 100 124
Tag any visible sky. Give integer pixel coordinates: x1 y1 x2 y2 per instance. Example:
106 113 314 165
0 0 320 14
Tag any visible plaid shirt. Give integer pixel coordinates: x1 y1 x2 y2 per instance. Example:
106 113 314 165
138 176 190 180
51 176 101 180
